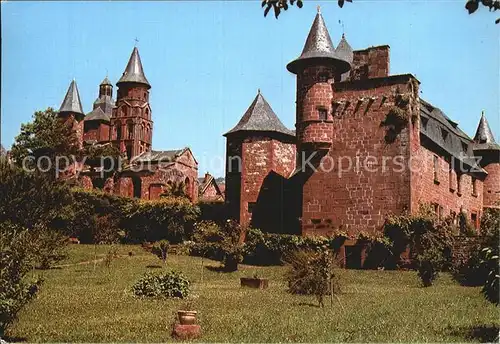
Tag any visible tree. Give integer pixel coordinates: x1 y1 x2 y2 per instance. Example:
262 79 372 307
261 0 499 23
10 108 80 176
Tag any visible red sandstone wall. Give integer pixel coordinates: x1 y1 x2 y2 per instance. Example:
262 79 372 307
239 136 295 227
483 163 500 208
301 77 416 236
99 123 110 142
351 46 390 80
411 146 484 227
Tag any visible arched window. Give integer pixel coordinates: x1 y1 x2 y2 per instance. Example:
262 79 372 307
128 122 134 139
116 124 122 140
185 177 191 200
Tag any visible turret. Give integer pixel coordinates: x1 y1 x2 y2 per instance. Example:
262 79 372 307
473 112 500 208
223 90 295 227
287 7 351 153
59 79 85 148
84 76 114 144
111 47 153 160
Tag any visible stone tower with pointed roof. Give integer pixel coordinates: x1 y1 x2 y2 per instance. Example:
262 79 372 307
111 47 153 160
223 90 296 228
287 7 352 154
473 113 500 208
59 79 85 148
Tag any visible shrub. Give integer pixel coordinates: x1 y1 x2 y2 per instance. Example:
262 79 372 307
191 220 245 271
0 222 42 336
284 248 339 307
152 240 170 264
481 247 499 305
244 228 347 266
198 200 227 225
122 197 200 243
384 205 456 286
31 224 68 269
131 271 190 298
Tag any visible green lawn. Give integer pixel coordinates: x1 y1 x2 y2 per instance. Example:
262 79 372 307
6 245 499 342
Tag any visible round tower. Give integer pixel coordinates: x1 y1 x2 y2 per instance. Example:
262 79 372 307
59 79 85 148
287 7 351 153
473 112 500 208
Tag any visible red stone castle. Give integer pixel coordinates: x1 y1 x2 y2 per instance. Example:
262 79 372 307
58 47 199 201
224 9 500 238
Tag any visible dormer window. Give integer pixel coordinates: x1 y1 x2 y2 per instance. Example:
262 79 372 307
441 129 449 141
461 142 468 154
318 108 328 121
421 117 428 130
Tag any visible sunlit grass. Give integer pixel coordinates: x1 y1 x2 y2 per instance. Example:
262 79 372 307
6 245 499 342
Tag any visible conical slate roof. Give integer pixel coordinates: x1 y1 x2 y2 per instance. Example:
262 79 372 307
287 9 351 74
100 76 112 86
473 112 500 151
335 34 353 64
59 80 84 115
224 90 295 137
117 47 151 88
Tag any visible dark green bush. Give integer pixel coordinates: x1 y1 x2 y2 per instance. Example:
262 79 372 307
198 200 227 225
31 224 68 269
481 247 499 305
131 271 190 298
0 222 42 336
122 196 200 243
244 228 347 266
192 220 245 271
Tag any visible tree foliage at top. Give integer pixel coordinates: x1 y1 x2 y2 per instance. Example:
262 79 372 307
10 108 80 174
261 0 499 23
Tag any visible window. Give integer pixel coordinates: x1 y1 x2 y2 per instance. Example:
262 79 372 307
128 123 134 139
318 73 329 83
318 108 328 121
457 173 463 196
472 177 478 196
450 211 457 225
461 142 468 154
248 202 256 213
421 117 429 130
126 145 133 160
228 156 241 173
441 129 449 142
116 125 122 140
471 212 478 229
449 168 455 192
433 155 439 183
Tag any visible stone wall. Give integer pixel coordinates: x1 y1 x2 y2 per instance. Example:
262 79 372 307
483 162 500 208
351 46 390 80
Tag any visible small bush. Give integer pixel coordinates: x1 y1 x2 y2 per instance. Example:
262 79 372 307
131 271 190 298
152 240 170 264
284 248 340 307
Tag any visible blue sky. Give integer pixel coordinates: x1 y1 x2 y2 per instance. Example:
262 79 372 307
1 1 498 177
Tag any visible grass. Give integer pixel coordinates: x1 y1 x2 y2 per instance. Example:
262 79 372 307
6 244 499 342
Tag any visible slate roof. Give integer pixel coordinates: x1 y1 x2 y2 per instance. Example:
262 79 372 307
473 113 500 151
335 34 354 64
85 107 110 123
224 91 295 137
286 8 351 74
59 80 84 115
420 99 484 172
131 148 187 163
117 47 151 88
100 76 112 86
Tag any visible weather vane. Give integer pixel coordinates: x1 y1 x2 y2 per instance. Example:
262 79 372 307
134 37 139 47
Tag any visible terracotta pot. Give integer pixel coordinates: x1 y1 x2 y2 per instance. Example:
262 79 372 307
240 277 269 289
178 310 197 325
